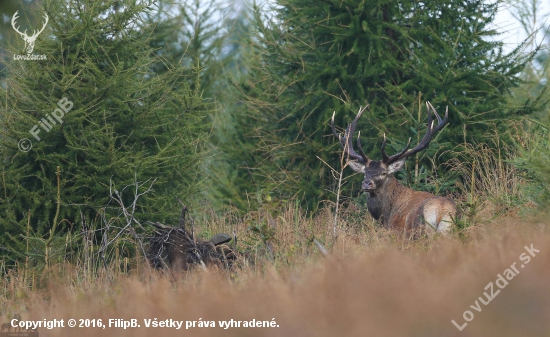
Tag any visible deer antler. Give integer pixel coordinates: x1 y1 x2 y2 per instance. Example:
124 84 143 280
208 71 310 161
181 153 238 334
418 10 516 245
331 106 371 164
382 101 448 165
31 13 49 38
11 11 27 38
11 11 48 39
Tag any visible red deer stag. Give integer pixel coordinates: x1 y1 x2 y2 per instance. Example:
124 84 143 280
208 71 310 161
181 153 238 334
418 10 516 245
331 102 457 235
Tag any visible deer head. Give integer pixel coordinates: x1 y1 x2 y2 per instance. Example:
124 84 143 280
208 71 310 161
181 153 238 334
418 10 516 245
11 11 49 54
331 102 448 193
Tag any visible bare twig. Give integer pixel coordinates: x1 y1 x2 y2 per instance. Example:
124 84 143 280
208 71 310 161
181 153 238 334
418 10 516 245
98 177 157 266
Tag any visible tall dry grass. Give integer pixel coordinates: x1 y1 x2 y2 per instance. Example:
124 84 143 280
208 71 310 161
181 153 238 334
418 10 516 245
2 126 546 336
1 218 549 337
446 140 527 225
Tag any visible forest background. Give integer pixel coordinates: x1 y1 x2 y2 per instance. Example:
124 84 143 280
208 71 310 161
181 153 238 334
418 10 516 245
0 0 548 271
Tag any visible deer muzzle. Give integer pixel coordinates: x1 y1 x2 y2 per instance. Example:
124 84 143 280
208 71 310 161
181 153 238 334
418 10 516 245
362 180 375 191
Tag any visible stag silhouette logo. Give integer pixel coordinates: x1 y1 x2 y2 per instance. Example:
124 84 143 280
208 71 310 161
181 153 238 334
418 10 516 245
11 10 48 55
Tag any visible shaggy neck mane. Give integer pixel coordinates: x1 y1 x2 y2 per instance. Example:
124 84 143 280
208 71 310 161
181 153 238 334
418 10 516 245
366 175 412 225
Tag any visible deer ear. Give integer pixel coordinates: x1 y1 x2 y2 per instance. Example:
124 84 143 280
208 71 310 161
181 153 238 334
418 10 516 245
387 158 406 174
348 160 365 173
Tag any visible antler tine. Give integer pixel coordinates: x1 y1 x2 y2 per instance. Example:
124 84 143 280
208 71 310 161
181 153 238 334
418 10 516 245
383 102 448 164
331 107 369 163
32 13 49 37
11 11 26 37
426 101 448 133
11 10 19 25
357 131 371 163
331 112 340 144
383 137 412 164
331 112 347 152
343 106 366 161
380 133 389 162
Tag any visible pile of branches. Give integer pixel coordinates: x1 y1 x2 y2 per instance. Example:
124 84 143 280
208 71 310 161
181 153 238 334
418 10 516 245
146 204 237 271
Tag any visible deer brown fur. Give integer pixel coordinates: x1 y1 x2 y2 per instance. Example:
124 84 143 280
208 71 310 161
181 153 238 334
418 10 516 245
332 102 457 236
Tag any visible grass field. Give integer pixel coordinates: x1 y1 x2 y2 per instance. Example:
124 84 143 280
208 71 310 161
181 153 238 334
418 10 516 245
0 203 548 337
0 141 547 337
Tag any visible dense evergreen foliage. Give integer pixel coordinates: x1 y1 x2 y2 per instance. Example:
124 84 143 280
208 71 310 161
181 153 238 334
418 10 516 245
0 0 210 258
516 33 550 206
0 0 548 266
211 0 539 211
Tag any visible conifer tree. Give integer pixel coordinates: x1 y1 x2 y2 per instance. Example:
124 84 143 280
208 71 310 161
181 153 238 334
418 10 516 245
0 0 209 258
216 0 538 211
508 0 550 206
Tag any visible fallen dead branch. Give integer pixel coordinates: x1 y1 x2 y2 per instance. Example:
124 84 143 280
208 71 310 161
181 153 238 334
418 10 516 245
146 204 237 271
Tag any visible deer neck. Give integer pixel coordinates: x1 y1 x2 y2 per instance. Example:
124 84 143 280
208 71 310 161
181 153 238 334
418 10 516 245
366 175 410 225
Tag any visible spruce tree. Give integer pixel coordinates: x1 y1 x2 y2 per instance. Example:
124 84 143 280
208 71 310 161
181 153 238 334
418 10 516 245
0 0 209 259
215 0 538 211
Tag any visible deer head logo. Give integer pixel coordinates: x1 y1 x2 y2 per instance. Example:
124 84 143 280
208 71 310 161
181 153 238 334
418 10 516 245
11 10 49 54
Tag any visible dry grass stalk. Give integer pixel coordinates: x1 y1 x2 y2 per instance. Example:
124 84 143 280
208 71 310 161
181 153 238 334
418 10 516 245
1 219 548 337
